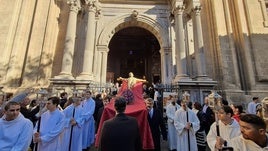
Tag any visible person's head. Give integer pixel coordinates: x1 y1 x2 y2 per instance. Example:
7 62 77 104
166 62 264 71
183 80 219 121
83 90 92 99
30 99 37 107
60 92 68 99
4 101 20 121
239 114 266 144
217 105 234 122
204 96 209 105
171 97 176 105
114 97 127 113
21 97 31 107
72 97 82 106
46 96 60 111
253 97 259 103
234 105 243 115
129 72 134 77
102 96 111 106
145 98 154 110
180 100 188 110
193 102 202 111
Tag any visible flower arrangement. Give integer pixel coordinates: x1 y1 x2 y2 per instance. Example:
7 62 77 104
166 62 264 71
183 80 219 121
121 89 134 104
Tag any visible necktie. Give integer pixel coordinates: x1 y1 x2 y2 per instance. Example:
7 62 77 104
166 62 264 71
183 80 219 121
150 109 153 118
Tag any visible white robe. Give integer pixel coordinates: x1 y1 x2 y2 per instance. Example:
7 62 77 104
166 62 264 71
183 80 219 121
174 108 200 151
207 119 241 151
81 97 95 149
34 109 65 151
166 103 180 150
0 113 33 151
229 135 268 151
62 104 84 151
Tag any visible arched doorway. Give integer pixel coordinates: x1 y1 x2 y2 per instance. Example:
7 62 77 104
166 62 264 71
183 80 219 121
107 27 160 85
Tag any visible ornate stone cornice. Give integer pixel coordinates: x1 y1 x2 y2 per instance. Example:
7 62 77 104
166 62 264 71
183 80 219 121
67 0 81 13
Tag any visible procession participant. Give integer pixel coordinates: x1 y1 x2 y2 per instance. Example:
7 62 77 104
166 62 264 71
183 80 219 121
174 99 200 151
33 96 65 151
62 97 84 151
99 96 142 151
0 101 33 151
146 97 167 151
207 105 241 150
81 90 95 151
166 96 180 151
229 114 268 150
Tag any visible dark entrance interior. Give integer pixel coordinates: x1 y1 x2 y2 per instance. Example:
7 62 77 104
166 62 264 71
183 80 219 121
107 27 160 85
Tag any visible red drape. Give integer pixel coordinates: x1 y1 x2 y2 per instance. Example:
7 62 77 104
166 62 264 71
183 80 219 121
95 81 154 149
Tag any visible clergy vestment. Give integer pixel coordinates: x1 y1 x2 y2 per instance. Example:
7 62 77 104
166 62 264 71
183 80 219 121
81 97 96 149
166 103 180 150
34 108 65 151
174 108 200 151
207 119 241 151
62 104 84 151
0 113 33 151
229 134 268 151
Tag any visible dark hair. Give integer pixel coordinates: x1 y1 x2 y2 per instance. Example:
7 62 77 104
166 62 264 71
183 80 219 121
253 97 259 101
222 99 229 105
221 105 234 116
48 96 60 106
194 102 202 110
4 101 20 111
114 97 127 113
240 114 266 130
60 92 67 98
234 105 244 114
30 99 37 107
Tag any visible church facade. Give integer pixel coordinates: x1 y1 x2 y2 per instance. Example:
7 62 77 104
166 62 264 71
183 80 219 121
1 0 268 103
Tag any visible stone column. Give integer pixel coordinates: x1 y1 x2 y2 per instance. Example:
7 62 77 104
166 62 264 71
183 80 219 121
193 5 210 80
173 5 191 82
77 0 97 80
97 45 109 85
55 0 80 79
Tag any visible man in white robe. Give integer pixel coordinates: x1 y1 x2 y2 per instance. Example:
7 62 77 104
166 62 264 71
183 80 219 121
62 97 84 151
207 105 241 150
81 90 96 150
0 101 33 151
229 114 268 151
33 96 65 151
174 100 200 151
166 97 180 151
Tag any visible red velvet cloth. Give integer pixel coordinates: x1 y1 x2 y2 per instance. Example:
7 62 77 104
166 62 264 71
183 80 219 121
95 81 154 150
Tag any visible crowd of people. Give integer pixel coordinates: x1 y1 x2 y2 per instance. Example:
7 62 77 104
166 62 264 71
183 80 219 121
0 74 268 151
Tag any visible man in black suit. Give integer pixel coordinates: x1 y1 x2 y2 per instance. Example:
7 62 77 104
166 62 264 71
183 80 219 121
202 96 215 134
146 98 167 151
99 96 142 151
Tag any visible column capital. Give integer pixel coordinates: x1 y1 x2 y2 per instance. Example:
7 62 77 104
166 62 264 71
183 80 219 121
173 5 185 15
192 5 202 15
67 0 81 13
85 0 101 15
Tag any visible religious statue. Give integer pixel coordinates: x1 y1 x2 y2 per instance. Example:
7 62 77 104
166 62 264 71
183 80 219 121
117 72 147 104
117 72 147 89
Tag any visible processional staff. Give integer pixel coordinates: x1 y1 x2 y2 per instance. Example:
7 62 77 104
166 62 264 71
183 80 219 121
69 89 79 151
183 91 191 151
208 91 234 151
34 88 49 151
